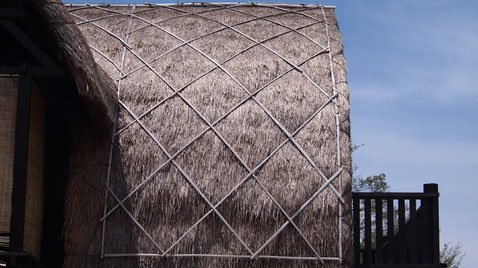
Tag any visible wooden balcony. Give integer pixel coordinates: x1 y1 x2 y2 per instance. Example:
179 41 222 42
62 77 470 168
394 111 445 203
353 184 445 268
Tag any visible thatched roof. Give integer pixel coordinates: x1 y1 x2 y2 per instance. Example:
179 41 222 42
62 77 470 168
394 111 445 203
63 3 352 267
30 0 117 137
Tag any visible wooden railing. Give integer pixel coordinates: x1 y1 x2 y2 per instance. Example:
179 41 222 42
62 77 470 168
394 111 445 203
353 184 445 267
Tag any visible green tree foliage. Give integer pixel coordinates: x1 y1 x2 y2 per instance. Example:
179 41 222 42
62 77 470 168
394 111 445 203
353 173 389 193
440 242 465 268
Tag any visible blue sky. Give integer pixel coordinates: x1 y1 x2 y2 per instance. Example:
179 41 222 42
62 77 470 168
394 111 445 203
333 2 478 267
66 0 478 266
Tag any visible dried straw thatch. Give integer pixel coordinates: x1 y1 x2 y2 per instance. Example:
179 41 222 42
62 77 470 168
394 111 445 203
31 0 117 138
63 3 352 267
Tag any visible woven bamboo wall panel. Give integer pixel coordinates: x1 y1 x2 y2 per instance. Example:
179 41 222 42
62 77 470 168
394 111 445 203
0 76 18 237
23 83 45 259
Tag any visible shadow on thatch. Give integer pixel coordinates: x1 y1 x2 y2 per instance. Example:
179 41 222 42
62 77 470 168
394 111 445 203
31 0 117 138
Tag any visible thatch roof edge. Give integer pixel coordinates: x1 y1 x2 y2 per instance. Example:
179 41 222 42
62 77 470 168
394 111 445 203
31 0 117 139
65 2 336 8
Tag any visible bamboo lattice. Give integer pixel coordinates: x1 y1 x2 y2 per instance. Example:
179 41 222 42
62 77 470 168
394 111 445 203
68 3 346 263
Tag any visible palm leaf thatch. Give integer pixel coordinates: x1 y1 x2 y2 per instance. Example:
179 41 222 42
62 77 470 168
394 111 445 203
63 3 352 267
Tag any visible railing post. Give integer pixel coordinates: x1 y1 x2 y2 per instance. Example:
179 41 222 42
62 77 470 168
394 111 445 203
387 198 395 264
364 198 372 264
353 196 361 265
420 191 429 263
424 183 440 264
398 198 406 264
409 198 417 264
375 198 383 264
